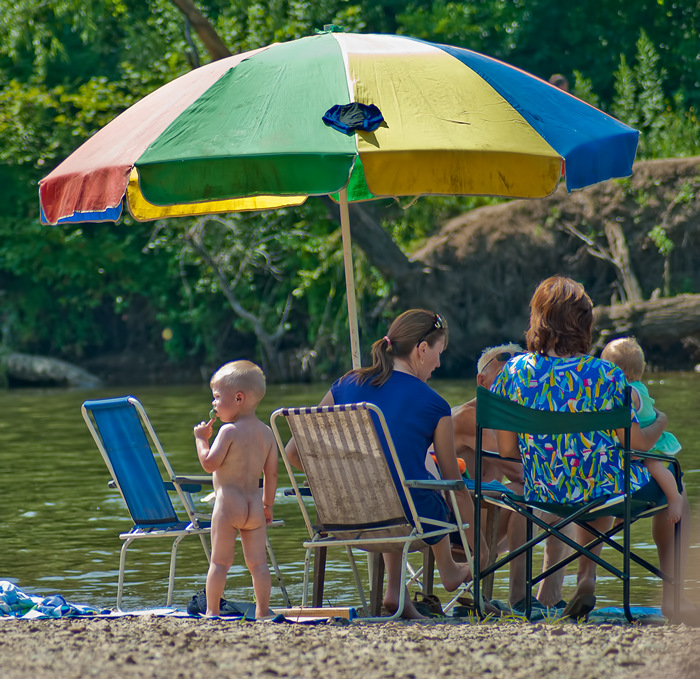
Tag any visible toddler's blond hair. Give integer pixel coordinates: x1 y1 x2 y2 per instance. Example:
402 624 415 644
211 360 267 406
601 337 645 382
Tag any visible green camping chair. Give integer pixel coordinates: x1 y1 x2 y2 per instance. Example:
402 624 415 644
472 385 682 622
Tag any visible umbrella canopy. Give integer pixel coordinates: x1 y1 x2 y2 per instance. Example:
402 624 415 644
39 29 639 367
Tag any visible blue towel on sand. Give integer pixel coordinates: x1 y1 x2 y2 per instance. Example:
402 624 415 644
1 581 108 618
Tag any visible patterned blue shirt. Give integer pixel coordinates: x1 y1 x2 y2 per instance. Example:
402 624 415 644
492 353 650 503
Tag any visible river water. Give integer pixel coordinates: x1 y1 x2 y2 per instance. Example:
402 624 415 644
1 374 698 612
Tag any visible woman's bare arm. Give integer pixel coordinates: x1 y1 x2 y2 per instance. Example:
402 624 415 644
496 429 520 459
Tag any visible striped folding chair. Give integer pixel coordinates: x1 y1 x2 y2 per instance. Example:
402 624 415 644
271 401 476 620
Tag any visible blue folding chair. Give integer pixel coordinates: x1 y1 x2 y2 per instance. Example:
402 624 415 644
82 395 290 611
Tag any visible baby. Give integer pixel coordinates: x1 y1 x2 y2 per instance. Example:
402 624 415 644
601 338 683 523
193 360 278 617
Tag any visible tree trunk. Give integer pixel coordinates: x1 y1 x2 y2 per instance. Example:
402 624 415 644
603 220 643 302
0 351 102 388
169 0 232 60
593 293 700 348
320 197 434 306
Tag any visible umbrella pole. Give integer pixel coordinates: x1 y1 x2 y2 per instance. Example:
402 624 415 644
339 189 362 369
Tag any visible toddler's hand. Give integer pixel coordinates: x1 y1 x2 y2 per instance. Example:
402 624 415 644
193 417 215 440
264 504 273 524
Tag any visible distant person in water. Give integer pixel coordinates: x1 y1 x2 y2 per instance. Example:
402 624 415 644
601 337 683 523
549 73 569 92
193 360 278 618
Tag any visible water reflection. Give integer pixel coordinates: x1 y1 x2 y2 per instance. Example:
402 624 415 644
0 376 698 612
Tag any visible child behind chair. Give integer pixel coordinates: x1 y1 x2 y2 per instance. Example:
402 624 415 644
193 360 278 617
601 338 683 524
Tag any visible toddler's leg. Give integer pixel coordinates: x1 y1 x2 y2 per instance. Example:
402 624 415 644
206 509 237 616
645 459 682 524
240 525 272 618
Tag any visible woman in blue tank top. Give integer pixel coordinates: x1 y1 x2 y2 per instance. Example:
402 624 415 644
286 309 484 619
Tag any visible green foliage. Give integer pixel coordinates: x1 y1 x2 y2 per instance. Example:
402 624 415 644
0 216 176 358
609 30 700 159
611 56 637 130
384 196 504 253
648 225 674 258
396 1 518 54
571 71 600 110
1 1 700 379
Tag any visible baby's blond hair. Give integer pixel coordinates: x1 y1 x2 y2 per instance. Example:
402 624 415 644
601 337 645 382
211 360 267 407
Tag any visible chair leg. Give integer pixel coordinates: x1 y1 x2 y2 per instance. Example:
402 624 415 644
199 533 211 562
421 547 434 595
312 547 327 607
482 504 501 601
302 547 312 607
369 553 385 617
117 537 135 611
360 544 411 622
346 547 370 615
265 534 291 607
167 535 186 608
525 517 533 620
674 517 681 620
386 543 412 621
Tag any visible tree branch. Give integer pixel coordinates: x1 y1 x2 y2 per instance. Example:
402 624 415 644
169 0 232 61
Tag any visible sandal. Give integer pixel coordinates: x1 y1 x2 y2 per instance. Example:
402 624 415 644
562 593 596 621
413 592 444 616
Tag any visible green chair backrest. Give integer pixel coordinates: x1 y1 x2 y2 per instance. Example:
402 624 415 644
475 385 632 439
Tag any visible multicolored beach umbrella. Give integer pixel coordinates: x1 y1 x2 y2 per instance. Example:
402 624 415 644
38 28 639 366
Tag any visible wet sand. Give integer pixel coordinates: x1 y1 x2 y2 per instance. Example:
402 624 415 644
1 615 699 678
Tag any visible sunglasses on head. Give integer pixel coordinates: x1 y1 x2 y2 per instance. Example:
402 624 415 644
416 313 445 346
481 351 523 373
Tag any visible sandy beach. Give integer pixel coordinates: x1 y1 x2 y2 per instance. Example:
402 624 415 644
2 615 700 679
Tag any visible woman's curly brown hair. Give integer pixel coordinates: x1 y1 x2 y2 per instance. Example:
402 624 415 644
526 276 593 356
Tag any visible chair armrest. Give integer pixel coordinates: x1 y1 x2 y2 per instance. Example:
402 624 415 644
167 474 214 494
482 450 523 464
405 479 466 491
108 477 207 493
283 486 313 496
625 449 683 492
174 474 214 486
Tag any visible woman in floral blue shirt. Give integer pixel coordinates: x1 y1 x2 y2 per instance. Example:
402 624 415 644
493 275 694 622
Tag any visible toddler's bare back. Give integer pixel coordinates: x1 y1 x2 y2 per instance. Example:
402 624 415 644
212 417 275 492
210 417 276 532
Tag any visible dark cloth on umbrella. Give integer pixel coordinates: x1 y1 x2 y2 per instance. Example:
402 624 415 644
323 103 384 135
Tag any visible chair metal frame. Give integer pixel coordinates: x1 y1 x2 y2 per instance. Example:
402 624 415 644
271 401 476 620
82 395 290 610
472 385 682 622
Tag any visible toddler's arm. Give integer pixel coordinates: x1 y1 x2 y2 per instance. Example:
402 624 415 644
193 416 219 472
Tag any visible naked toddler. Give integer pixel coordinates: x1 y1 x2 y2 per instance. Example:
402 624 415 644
193 360 278 617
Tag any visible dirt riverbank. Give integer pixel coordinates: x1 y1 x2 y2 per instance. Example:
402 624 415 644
1 615 699 679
